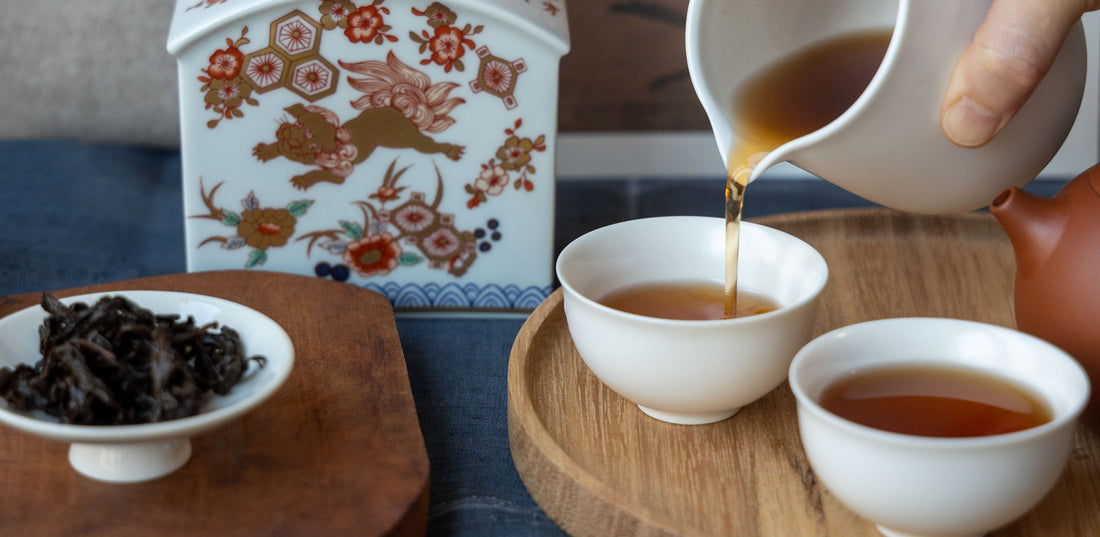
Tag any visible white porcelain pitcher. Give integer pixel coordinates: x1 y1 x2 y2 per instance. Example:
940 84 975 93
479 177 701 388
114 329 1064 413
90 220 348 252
686 0 1087 214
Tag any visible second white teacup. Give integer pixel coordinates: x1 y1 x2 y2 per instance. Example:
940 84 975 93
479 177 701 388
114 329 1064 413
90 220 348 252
790 318 1089 537
556 216 827 424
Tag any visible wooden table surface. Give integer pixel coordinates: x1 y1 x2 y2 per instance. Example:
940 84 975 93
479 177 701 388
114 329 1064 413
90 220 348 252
508 209 1100 537
0 270 429 537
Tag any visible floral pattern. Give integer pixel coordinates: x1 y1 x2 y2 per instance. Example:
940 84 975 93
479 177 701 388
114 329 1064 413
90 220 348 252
237 207 298 249
178 0 565 310
190 180 314 267
344 232 403 276
474 165 509 197
299 159 483 277
417 2 457 27
410 3 482 72
185 0 563 18
345 1 399 44
465 119 547 208
202 12 340 127
319 1 356 29
199 29 259 128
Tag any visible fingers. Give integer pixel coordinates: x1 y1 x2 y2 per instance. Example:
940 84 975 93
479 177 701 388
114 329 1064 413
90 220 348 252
941 0 1096 148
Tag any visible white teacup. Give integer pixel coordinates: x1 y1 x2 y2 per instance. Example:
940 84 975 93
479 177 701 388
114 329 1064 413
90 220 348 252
790 318 1089 537
556 216 827 424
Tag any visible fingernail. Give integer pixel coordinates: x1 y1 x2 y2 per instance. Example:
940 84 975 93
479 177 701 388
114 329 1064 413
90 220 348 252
943 97 1003 148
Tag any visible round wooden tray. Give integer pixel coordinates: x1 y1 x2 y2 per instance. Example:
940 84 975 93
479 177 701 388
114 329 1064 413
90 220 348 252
508 209 1100 537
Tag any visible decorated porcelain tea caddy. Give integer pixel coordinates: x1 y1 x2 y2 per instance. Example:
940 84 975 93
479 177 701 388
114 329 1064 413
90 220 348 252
168 0 570 314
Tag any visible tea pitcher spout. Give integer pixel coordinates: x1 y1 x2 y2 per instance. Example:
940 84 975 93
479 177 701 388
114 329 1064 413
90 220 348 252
989 187 1065 277
686 0 1087 214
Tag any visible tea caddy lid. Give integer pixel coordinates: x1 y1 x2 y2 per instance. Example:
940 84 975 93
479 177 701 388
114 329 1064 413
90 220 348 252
167 0 570 56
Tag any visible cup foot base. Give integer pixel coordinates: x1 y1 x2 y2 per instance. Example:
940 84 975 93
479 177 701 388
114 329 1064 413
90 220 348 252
876 524 985 537
636 405 740 425
69 438 192 483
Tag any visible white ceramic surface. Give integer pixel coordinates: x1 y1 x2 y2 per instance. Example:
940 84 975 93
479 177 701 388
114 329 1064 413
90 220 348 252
789 318 1089 537
0 291 295 482
686 0 1087 214
556 216 828 425
167 0 570 314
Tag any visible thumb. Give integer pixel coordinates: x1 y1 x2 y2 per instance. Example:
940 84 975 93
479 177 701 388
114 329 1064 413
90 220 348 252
941 0 1092 148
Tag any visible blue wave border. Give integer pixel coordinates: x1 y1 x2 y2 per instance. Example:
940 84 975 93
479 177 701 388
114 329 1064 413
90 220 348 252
361 281 553 311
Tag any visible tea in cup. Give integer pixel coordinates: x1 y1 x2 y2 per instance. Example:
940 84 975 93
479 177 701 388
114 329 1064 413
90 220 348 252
789 318 1089 537
556 216 827 424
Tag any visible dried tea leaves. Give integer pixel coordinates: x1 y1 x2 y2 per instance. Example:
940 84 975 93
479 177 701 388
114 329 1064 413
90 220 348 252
0 294 266 425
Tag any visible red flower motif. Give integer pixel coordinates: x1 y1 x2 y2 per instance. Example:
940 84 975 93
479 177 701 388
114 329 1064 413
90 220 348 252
415 3 457 27
345 5 387 43
215 79 243 102
495 136 534 171
371 185 403 203
428 25 471 72
204 77 254 119
447 246 477 277
328 3 351 18
207 45 244 80
420 227 461 258
237 207 297 249
343 232 402 277
474 164 509 195
320 0 355 29
392 204 435 234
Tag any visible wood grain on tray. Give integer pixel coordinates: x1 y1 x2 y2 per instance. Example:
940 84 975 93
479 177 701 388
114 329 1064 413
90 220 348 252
508 209 1100 537
0 270 428 537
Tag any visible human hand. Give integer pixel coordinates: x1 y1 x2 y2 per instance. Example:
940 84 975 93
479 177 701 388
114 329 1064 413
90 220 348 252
941 0 1099 148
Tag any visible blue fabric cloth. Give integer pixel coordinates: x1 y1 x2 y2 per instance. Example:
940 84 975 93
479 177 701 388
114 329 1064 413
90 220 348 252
0 139 1071 536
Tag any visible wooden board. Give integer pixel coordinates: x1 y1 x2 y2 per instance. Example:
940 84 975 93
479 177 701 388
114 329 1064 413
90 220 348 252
508 209 1100 537
0 270 429 537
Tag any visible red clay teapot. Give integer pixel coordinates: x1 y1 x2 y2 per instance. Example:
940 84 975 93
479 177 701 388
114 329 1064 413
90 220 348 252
991 162 1100 421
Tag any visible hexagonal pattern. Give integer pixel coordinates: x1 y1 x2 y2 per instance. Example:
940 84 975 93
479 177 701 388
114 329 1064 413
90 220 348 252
235 10 336 102
288 57 338 100
241 48 289 93
271 11 321 59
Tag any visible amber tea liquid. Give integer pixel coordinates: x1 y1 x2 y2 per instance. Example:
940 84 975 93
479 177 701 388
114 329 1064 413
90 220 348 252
820 364 1052 437
725 31 891 316
599 280 778 321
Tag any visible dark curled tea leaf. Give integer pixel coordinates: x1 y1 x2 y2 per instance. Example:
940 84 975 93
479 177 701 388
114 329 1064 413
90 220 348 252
0 294 266 425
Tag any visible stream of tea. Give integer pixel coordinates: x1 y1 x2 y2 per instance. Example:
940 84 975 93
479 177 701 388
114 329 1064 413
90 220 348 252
724 30 892 317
